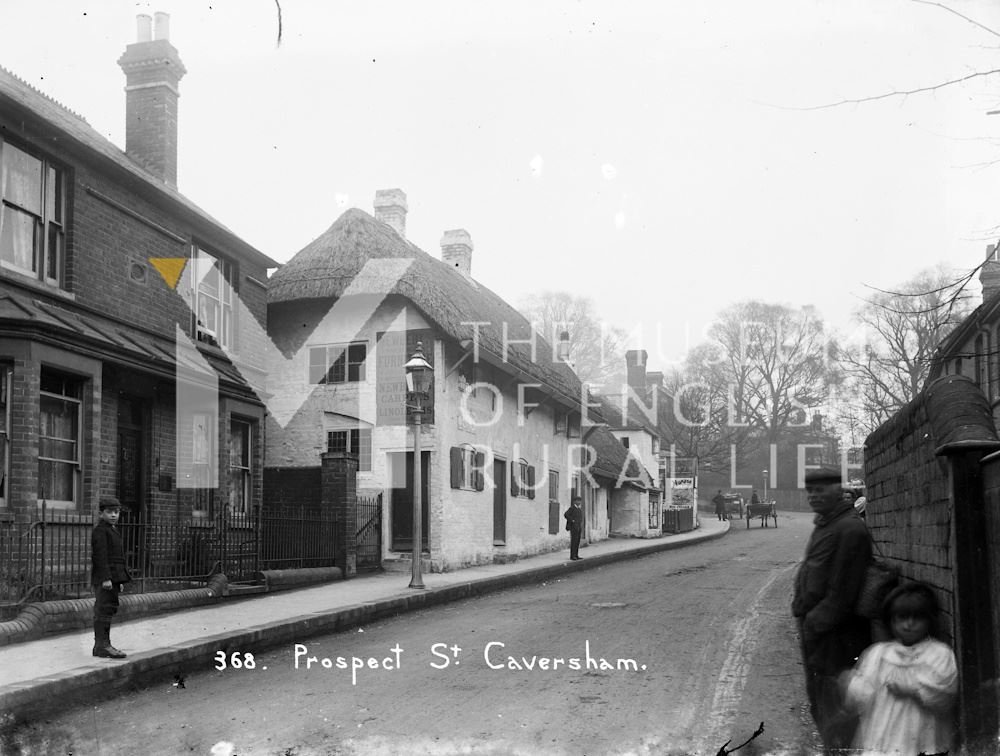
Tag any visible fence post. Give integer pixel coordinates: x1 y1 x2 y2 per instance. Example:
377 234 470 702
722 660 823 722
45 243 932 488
321 451 358 578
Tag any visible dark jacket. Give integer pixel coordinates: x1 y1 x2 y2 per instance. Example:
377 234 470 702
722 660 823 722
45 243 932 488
792 500 871 672
563 505 583 532
91 519 131 587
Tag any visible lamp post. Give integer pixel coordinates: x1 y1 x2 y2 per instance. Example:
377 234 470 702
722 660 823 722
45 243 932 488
404 342 433 589
762 469 768 501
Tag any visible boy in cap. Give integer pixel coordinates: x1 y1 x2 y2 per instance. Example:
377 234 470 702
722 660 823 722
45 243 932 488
91 496 131 658
791 466 871 749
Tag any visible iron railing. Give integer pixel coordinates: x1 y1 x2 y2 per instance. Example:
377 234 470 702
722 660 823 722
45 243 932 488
1 497 341 610
355 493 382 571
260 505 337 571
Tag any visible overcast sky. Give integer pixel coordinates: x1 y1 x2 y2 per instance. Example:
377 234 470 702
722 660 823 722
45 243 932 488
3 0 999 369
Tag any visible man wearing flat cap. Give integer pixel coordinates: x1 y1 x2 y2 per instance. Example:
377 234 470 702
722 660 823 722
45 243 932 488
792 466 871 750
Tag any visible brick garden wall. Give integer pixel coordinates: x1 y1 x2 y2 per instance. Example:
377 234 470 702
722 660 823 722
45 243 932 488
865 386 956 644
264 467 322 511
979 454 1000 671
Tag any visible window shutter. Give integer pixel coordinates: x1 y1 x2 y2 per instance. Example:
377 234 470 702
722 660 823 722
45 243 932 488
450 446 462 489
527 465 536 499
473 452 486 491
511 465 518 497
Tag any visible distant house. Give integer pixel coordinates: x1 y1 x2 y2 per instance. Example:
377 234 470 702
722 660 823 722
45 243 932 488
928 244 1000 418
584 421 657 537
265 190 629 571
0 14 277 598
597 349 674 536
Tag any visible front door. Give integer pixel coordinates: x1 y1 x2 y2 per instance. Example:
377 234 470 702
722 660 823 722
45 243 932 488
116 396 145 571
390 450 430 552
493 458 506 544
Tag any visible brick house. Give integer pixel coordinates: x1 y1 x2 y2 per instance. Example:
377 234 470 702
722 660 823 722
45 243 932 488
265 190 630 571
0 13 276 600
927 243 1000 409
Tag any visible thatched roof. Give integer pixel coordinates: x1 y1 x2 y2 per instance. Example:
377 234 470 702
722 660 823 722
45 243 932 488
268 208 584 408
0 65 277 269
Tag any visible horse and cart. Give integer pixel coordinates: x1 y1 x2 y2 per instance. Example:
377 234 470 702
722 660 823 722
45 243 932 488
745 497 778 528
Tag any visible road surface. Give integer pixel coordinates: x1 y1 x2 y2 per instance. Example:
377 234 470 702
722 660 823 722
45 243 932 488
5 511 823 755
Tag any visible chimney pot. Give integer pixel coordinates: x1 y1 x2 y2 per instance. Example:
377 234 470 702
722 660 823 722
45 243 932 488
440 229 473 278
625 350 648 394
374 188 408 238
136 14 152 42
153 12 170 41
556 330 571 363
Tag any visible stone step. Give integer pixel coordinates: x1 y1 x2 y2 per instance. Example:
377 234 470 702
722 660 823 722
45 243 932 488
224 583 267 597
381 555 432 574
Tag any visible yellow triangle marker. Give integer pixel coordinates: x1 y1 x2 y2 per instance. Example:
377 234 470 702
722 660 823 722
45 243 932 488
150 258 188 290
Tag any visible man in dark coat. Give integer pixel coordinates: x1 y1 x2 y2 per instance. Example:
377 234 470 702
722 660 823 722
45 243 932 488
792 466 872 750
564 496 584 560
91 496 131 659
712 490 727 521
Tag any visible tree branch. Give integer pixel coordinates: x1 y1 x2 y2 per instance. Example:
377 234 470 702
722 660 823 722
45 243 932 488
792 69 1000 111
911 0 1000 38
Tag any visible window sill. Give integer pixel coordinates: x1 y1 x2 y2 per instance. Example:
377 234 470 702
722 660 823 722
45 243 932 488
195 339 236 360
0 267 75 301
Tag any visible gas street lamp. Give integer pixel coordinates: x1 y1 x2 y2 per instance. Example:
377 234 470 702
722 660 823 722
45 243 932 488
404 342 433 589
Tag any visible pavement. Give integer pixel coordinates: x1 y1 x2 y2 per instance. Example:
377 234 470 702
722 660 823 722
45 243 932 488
0 515 729 720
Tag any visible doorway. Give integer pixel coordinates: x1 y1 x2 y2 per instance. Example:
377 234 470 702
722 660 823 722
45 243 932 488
389 450 430 552
493 458 506 545
116 395 146 571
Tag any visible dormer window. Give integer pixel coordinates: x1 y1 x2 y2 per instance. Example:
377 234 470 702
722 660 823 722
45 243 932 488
0 137 65 287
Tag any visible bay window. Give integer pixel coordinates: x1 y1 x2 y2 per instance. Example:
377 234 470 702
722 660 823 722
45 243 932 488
229 419 252 517
39 370 82 507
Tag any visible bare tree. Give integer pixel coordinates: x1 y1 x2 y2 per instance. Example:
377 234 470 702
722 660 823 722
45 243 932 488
709 301 837 447
662 346 756 471
663 302 836 468
518 291 627 390
834 263 974 433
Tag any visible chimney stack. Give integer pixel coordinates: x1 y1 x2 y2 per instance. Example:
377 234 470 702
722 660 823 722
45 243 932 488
556 330 571 363
440 229 473 278
118 12 186 187
374 189 408 238
981 244 1000 304
646 371 664 389
625 350 648 394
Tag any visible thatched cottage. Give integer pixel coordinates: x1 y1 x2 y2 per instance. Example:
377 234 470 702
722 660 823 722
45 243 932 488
265 189 633 571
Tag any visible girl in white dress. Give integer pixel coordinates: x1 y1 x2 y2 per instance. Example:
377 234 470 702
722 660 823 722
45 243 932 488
843 582 958 756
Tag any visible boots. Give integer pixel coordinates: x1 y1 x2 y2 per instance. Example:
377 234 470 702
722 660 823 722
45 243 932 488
92 621 126 659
